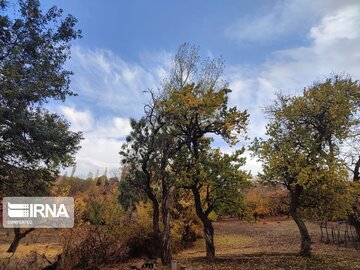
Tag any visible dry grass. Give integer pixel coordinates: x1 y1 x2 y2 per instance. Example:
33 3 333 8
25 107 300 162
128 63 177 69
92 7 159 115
0 229 62 270
1 218 360 269
173 217 360 270
0 243 62 270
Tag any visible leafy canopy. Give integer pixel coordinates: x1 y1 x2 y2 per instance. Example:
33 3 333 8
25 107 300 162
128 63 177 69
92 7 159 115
0 0 82 196
251 75 360 219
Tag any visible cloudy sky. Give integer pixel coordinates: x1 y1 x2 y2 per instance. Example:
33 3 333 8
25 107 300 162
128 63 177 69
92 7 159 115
44 0 360 178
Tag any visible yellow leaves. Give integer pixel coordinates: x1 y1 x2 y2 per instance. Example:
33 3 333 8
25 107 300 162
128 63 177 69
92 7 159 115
51 183 70 196
165 83 228 117
134 201 154 230
74 197 87 223
183 90 202 108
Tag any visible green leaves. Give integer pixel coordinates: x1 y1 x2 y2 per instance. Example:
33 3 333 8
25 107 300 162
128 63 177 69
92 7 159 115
0 0 82 196
161 83 248 146
252 75 360 219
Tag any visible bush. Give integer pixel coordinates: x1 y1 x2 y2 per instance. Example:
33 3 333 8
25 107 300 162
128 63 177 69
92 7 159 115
124 201 161 258
58 186 201 268
59 187 128 269
60 224 127 269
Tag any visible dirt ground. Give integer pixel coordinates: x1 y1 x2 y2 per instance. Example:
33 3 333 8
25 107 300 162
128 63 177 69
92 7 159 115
1 217 360 269
171 217 360 270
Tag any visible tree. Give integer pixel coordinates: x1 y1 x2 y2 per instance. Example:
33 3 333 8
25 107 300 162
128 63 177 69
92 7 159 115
120 91 178 264
0 0 82 252
251 76 360 256
120 44 249 261
174 144 250 257
341 102 360 238
161 44 249 259
120 116 162 242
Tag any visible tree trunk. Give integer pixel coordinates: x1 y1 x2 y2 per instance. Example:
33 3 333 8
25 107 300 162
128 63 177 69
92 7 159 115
161 186 174 265
192 186 215 259
7 227 35 253
348 214 360 239
7 228 21 253
203 221 215 259
290 208 311 256
149 194 161 241
143 162 161 241
289 185 311 257
348 156 360 239
152 201 160 241
190 139 216 259
353 155 360 182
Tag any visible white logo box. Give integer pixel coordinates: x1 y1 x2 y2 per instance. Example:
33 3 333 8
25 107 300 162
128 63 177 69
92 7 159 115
3 197 74 228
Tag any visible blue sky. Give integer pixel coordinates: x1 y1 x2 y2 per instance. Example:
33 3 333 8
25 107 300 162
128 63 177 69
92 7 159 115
44 0 360 177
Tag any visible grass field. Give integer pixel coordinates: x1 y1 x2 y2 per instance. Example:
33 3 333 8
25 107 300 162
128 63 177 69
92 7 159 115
1 217 359 269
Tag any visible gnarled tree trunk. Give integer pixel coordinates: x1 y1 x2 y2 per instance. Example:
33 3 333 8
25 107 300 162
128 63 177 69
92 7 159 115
203 220 215 259
161 186 174 265
7 227 35 253
150 195 161 241
143 163 161 242
192 186 215 259
289 185 311 257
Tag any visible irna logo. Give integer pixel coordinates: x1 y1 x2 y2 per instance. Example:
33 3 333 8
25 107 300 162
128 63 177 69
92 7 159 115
7 202 69 218
3 197 74 228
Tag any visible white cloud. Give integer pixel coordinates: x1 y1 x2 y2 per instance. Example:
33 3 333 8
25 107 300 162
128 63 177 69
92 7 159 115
56 47 173 177
87 117 131 139
225 3 360 176
243 152 262 176
69 46 171 115
310 6 360 44
259 4 360 92
225 0 358 43
59 106 93 132
56 105 131 177
74 137 124 178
